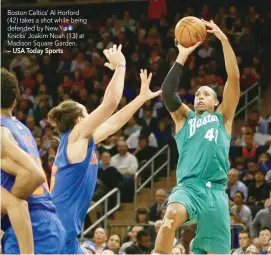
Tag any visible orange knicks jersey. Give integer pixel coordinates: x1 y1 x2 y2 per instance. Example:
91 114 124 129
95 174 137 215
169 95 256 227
1 117 56 230
50 130 98 241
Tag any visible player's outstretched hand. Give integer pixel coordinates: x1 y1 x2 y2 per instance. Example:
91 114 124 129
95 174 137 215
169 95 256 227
176 39 202 56
103 44 126 70
201 19 227 41
138 69 162 101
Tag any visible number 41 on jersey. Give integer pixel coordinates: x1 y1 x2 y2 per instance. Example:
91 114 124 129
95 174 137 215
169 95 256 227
204 128 218 143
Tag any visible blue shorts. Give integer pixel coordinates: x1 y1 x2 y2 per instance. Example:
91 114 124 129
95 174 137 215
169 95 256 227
64 237 84 254
2 210 66 254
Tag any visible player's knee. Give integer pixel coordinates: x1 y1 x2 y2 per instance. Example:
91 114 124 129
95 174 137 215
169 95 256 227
161 208 178 230
166 207 177 219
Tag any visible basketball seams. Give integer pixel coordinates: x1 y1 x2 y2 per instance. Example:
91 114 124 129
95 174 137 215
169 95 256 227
180 17 206 41
175 16 206 47
187 23 206 41
179 23 188 44
186 26 193 46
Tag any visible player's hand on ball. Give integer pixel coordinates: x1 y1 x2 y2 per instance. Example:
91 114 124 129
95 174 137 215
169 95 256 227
176 40 202 56
103 44 126 70
139 69 162 101
201 19 227 41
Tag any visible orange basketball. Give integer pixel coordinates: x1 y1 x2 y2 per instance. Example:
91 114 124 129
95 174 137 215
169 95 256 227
175 16 206 47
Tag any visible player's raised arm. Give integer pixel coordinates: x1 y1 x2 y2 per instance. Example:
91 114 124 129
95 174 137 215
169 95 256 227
1 187 34 254
93 69 162 144
76 44 126 139
0 126 45 200
161 41 201 133
202 19 240 125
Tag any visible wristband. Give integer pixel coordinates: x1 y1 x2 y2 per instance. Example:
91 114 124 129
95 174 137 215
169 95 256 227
117 64 126 68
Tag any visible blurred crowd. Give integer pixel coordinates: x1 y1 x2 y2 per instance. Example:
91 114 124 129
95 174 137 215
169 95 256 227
2 0 271 253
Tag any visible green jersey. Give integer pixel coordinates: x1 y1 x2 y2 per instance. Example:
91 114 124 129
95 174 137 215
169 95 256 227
175 110 231 185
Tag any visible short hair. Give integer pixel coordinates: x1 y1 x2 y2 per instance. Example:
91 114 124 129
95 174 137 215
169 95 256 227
229 168 239 175
136 230 149 241
48 100 84 133
139 135 148 142
136 207 149 215
235 191 245 199
260 227 271 233
239 230 250 238
1 68 20 108
247 158 257 165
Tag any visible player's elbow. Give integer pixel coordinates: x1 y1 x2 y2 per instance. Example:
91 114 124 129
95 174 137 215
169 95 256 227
228 70 240 82
104 99 118 112
34 171 46 186
23 168 45 186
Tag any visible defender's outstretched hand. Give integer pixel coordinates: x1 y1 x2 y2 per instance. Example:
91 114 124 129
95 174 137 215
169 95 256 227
201 19 227 41
139 69 162 101
103 44 126 70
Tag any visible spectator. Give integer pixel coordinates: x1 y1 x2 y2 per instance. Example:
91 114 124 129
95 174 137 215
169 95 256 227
149 189 167 222
247 111 269 135
42 125 56 150
122 11 136 32
248 170 271 207
106 234 121 254
135 207 150 224
101 250 114 255
250 203 271 238
125 230 153 254
111 140 138 176
98 152 123 191
25 116 41 137
230 191 252 227
71 52 85 72
138 101 158 119
172 247 185 255
96 33 114 50
258 153 271 173
82 241 96 254
83 227 107 254
35 84 53 108
233 230 251 254
198 41 215 60
138 106 158 131
98 136 117 156
126 129 158 149
258 228 271 254
235 156 247 174
124 115 142 137
154 121 172 147
148 0 167 22
22 87 35 104
173 243 186 254
242 159 259 186
245 244 260 254
265 170 271 183
179 227 195 254
119 226 143 254
133 135 157 164
9 54 31 72
242 133 259 158
227 168 248 202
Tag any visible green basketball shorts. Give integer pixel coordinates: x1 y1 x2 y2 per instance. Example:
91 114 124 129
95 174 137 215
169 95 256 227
168 178 230 254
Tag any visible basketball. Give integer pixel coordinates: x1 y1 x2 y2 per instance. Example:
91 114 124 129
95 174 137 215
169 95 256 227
175 16 206 47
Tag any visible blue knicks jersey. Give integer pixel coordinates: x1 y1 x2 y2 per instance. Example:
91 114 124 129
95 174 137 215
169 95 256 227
1 117 56 229
50 130 98 241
